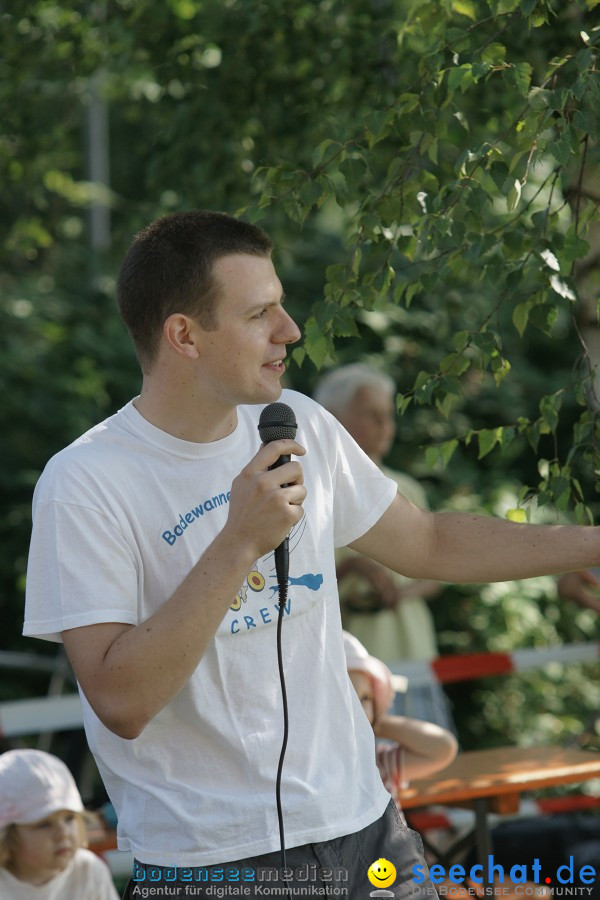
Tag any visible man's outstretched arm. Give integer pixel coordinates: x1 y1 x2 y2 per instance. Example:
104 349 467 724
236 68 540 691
350 492 600 584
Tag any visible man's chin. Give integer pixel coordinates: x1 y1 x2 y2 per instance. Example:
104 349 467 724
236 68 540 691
254 383 284 405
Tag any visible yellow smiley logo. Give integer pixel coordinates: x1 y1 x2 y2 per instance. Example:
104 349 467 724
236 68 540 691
367 857 397 889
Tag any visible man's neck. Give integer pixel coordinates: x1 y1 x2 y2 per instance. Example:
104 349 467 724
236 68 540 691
134 384 238 444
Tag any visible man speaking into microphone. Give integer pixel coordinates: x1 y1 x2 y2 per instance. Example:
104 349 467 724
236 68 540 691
24 210 600 899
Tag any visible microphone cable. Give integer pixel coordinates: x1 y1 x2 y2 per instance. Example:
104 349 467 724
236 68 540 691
275 577 290 888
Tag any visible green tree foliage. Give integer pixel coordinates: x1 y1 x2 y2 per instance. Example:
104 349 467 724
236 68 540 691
249 1 600 521
2 0 600 750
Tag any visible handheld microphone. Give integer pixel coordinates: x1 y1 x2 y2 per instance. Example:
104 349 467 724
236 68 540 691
257 402 297 589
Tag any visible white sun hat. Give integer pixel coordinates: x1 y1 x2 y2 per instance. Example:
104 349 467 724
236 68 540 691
0 748 84 828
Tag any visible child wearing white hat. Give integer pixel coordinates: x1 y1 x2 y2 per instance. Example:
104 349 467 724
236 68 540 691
0 749 119 899
343 631 458 808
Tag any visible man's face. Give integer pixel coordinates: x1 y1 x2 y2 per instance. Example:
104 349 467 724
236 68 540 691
196 253 301 410
338 385 396 463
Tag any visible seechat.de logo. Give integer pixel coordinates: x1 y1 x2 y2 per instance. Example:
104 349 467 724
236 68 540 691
413 855 597 894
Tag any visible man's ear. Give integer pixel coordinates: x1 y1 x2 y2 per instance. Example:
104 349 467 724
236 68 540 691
162 313 201 360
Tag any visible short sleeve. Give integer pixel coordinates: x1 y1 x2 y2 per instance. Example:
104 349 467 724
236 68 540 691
322 414 397 548
24 498 139 642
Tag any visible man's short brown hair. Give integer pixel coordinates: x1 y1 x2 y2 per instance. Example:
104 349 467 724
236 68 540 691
116 210 272 371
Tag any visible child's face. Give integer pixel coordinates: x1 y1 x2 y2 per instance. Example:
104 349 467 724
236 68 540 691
349 670 375 726
10 809 79 886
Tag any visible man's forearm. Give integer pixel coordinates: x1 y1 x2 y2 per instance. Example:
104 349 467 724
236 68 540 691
427 512 600 583
63 530 256 739
351 494 600 584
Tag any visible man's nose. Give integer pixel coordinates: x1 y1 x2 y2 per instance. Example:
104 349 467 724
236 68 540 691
276 308 301 344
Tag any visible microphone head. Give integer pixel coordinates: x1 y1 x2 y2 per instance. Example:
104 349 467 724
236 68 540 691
258 402 297 443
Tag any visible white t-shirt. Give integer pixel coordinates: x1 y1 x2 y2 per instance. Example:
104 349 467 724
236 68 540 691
24 390 397 866
0 848 119 899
